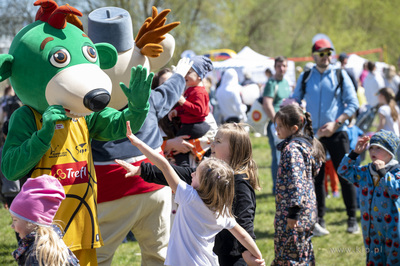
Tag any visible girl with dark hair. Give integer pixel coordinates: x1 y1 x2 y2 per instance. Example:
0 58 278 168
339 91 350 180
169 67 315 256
272 104 325 265
151 68 173 90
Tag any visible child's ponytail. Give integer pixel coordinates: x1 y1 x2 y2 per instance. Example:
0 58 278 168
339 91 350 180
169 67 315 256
304 111 326 163
34 224 72 266
304 111 314 139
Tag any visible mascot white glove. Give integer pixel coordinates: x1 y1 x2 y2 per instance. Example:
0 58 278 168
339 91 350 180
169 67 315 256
173 57 193 78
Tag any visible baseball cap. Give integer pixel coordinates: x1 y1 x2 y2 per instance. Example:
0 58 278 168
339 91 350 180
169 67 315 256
312 39 334 53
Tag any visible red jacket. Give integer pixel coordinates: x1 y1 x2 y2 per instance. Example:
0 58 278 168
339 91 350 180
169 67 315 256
175 86 209 124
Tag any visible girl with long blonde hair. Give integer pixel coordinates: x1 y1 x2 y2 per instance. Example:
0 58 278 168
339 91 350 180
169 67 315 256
9 175 78 266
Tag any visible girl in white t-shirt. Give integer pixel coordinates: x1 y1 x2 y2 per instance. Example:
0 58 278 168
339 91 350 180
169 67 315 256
117 121 265 266
377 88 400 136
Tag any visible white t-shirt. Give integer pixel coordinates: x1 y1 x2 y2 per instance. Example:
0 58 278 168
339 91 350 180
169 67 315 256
165 181 236 266
378 104 400 136
363 72 385 107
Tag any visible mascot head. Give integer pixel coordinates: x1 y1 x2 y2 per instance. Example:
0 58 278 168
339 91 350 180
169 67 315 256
0 0 118 117
88 6 178 110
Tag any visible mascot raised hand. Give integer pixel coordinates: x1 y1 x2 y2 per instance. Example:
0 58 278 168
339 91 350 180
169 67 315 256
0 1 153 264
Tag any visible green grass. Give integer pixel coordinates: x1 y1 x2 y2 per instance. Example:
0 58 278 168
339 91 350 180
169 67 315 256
0 133 366 265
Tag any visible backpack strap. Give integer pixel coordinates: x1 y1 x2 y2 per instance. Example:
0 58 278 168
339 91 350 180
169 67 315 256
335 68 343 96
300 69 312 97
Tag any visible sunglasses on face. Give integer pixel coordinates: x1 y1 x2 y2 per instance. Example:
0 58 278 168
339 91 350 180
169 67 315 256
314 51 332 57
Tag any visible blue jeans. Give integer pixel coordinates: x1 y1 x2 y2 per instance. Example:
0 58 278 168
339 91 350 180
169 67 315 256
267 121 280 194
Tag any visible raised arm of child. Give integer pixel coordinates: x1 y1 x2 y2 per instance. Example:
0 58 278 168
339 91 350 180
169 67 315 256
229 224 265 266
353 135 370 154
122 121 180 192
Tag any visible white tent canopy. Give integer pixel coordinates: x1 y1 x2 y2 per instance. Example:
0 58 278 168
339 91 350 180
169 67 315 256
213 46 270 68
212 46 296 87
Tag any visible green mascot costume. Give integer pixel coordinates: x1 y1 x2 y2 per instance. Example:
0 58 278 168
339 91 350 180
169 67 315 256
0 1 153 264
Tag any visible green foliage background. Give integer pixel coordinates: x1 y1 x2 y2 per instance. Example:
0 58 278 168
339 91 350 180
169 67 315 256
103 0 399 66
1 0 398 66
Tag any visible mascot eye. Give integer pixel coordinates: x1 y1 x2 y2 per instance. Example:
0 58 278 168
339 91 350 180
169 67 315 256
82 46 97 63
50 49 71 68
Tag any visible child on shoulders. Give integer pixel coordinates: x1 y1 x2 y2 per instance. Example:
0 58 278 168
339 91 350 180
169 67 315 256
168 55 213 166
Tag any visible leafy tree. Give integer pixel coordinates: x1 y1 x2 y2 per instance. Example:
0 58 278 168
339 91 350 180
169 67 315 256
1 0 400 66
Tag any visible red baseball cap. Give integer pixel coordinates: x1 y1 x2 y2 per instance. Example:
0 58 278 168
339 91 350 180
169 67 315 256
312 39 334 52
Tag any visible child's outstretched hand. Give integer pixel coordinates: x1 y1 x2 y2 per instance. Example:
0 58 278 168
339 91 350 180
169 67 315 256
115 159 141 177
125 121 141 146
354 136 370 154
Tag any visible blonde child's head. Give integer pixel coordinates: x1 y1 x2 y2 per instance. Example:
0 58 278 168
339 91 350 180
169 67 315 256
369 129 399 164
213 123 261 190
10 218 72 266
9 175 73 266
195 158 235 218
275 104 325 162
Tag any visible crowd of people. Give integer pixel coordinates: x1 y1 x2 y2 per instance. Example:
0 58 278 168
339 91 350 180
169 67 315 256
1 31 400 265
261 39 399 265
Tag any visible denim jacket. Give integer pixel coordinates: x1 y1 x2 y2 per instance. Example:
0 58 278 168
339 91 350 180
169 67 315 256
292 65 359 133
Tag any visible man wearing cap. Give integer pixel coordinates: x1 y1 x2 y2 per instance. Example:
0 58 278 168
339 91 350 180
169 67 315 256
292 39 359 236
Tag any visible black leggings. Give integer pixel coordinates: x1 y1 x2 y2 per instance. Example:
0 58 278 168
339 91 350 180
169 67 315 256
315 131 357 219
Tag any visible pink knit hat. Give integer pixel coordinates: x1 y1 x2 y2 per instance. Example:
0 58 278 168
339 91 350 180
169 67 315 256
10 175 65 226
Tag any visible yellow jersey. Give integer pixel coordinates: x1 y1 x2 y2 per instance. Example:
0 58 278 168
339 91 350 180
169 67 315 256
30 108 102 251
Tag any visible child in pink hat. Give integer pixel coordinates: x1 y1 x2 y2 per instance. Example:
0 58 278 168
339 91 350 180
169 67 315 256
9 175 79 265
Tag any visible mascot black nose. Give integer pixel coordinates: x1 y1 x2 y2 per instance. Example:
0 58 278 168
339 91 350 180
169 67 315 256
83 89 111 112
